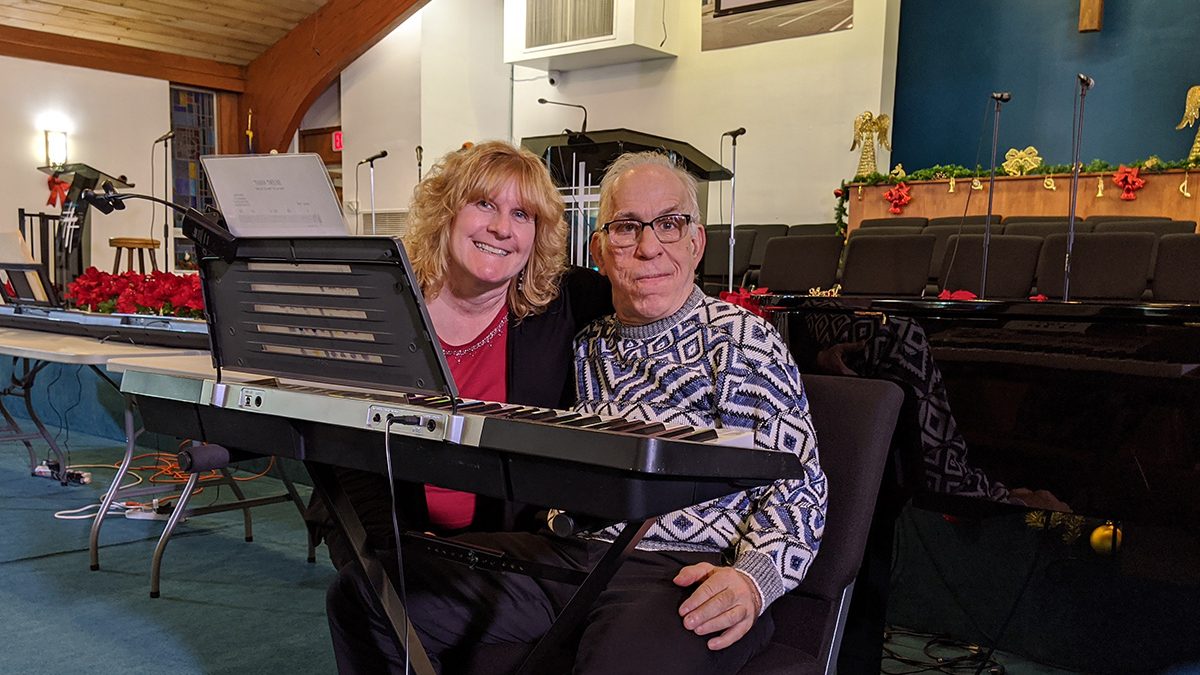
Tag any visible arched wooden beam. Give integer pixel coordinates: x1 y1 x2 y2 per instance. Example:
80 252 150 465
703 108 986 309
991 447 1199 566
241 0 430 153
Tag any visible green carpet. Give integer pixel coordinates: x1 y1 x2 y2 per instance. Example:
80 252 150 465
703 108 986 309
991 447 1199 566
0 429 337 674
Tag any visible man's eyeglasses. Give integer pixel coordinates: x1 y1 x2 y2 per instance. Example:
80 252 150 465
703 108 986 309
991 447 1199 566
601 214 692 248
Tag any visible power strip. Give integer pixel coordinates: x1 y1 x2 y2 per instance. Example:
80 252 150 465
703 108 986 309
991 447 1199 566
124 506 180 522
32 461 91 485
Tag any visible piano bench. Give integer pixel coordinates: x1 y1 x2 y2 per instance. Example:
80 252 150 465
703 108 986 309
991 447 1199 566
108 237 160 274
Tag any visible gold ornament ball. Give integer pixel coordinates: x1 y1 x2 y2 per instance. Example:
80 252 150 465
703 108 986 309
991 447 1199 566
1090 523 1123 555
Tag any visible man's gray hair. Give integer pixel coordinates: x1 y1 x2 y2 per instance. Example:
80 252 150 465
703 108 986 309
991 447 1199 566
597 151 702 227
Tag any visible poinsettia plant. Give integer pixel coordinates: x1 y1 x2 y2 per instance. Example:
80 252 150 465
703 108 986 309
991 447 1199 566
65 267 205 319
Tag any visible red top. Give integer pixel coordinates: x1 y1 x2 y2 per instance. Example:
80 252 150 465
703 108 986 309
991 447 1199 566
425 305 509 530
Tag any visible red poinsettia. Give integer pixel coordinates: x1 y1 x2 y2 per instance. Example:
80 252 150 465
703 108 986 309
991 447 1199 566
719 287 771 317
883 182 912 214
1112 165 1146 201
65 267 204 318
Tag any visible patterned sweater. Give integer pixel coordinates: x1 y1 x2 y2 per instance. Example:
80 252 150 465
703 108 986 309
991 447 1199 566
573 286 827 610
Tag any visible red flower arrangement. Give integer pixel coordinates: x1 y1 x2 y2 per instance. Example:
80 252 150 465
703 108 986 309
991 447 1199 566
65 267 204 319
882 182 912 214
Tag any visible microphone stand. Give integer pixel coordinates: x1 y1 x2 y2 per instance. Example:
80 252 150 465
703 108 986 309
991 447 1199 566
1063 76 1092 301
726 134 740 293
368 157 379 235
160 135 172 271
980 95 1009 299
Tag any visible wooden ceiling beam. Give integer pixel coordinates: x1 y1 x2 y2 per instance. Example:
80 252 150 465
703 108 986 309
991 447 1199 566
0 23 245 91
241 0 429 153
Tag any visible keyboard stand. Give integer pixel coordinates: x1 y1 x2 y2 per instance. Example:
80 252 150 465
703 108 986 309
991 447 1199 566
310 460 656 675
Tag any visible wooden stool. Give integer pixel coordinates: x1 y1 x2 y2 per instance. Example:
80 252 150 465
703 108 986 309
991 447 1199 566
108 237 161 274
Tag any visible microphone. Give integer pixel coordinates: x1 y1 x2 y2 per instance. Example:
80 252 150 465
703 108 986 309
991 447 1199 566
154 130 175 143
415 145 423 163
1078 73 1095 89
537 98 588 133
82 181 128 214
990 92 1012 103
722 127 747 138
358 150 388 165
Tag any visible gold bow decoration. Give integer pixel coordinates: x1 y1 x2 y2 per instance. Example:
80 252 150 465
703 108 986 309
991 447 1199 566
1002 146 1043 176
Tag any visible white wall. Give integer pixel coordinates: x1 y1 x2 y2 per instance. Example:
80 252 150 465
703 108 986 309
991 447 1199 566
0 55 167 267
339 16 423 228
511 0 900 225
419 0 512 163
301 81 341 130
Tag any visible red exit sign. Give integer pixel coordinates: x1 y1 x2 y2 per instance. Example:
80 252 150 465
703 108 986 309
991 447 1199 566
331 130 343 152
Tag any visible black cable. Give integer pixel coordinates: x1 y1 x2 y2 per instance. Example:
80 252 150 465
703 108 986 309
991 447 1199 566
57 365 83 464
971 529 1044 675
901 511 998 643
941 98 999 293
384 415 412 674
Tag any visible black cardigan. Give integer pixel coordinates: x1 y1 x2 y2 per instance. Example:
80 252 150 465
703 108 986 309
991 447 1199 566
313 267 612 564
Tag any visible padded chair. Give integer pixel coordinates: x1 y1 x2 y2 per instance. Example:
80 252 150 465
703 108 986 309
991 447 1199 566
927 214 1003 227
1151 234 1200 303
1035 232 1156 300
741 224 790 286
462 376 904 675
859 217 927 229
1002 215 1070 224
789 223 839 236
1001 220 1094 237
1085 214 1171 223
739 374 903 675
839 234 936 297
921 224 987 282
1092 219 1197 237
758 235 844 293
939 234 1043 299
847 225 924 237
701 226 757 294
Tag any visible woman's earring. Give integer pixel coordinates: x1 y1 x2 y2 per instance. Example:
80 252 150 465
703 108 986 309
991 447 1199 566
517 269 526 292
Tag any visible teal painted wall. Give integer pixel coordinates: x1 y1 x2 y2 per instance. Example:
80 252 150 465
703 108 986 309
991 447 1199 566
1 362 126 444
892 0 1200 170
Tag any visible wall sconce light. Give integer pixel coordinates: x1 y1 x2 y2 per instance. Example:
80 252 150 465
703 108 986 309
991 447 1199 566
44 130 68 167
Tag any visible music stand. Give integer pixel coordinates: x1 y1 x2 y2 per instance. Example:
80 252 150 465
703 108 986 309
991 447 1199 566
199 235 456 400
0 263 62 309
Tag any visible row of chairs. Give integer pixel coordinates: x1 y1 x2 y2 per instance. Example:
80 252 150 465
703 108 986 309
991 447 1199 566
860 214 1180 228
757 232 1200 303
700 223 838 292
851 218 1198 287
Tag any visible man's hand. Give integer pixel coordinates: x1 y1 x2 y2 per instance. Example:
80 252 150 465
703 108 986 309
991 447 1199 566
673 562 763 650
814 340 866 376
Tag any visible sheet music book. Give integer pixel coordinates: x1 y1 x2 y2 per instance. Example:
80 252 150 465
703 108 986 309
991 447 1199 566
200 153 348 238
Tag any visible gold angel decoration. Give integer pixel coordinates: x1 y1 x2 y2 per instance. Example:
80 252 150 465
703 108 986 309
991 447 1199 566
1176 85 1200 164
851 111 891 177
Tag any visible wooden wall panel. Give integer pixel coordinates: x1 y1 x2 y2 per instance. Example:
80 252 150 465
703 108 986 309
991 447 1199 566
241 0 430 153
849 171 1200 231
0 24 245 91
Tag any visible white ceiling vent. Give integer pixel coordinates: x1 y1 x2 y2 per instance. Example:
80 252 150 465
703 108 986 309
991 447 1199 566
504 0 676 72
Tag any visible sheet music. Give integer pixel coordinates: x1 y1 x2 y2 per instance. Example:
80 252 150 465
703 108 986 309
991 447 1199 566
201 154 348 237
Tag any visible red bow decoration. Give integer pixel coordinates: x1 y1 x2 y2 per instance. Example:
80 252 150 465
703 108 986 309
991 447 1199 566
718 287 770 317
46 174 70 208
882 182 912 214
937 289 978 301
1028 294 1048 302
1112 165 1146 201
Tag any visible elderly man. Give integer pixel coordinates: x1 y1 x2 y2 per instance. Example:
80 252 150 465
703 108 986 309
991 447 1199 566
327 152 826 674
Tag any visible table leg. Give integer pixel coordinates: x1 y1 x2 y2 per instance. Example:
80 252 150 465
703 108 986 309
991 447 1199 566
90 402 140 570
150 471 199 598
14 359 68 483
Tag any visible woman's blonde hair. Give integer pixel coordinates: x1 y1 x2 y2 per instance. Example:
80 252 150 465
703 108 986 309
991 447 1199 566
404 140 567 319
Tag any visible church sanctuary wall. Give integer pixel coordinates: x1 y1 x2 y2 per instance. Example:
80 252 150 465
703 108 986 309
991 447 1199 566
892 0 1200 170
510 0 902 226
0 55 167 268
339 15 423 225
